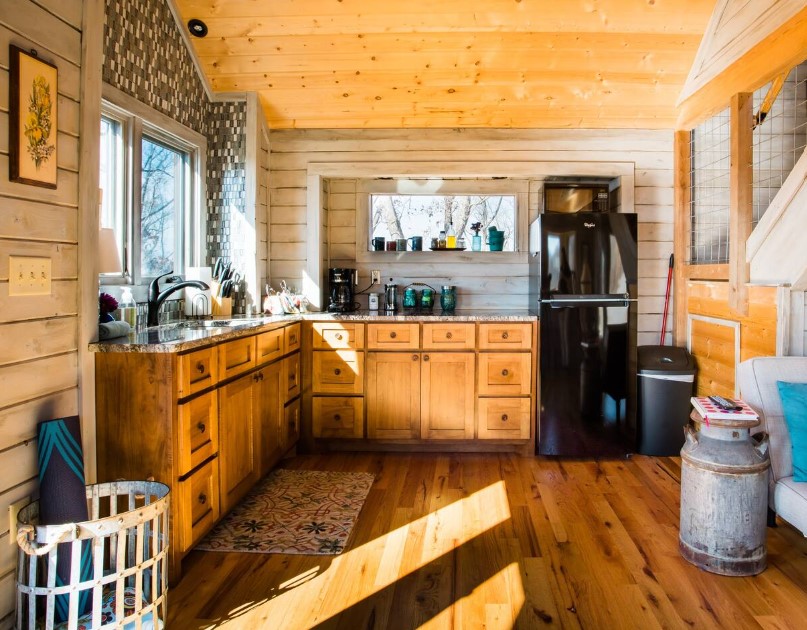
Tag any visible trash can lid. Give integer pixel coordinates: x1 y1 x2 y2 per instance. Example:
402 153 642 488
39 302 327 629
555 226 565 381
638 345 696 376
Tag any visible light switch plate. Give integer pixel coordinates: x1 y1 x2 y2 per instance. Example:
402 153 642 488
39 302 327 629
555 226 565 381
9 256 52 296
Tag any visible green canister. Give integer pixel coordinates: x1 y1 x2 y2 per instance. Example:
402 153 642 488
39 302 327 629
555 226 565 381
421 287 434 309
403 287 418 308
440 285 456 311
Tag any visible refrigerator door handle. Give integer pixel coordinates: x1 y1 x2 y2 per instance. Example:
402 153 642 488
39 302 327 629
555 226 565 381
544 297 633 308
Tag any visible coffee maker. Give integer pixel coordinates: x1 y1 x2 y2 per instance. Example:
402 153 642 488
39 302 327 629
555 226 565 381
327 268 358 312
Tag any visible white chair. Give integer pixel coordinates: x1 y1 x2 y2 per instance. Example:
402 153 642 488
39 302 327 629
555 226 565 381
738 357 807 536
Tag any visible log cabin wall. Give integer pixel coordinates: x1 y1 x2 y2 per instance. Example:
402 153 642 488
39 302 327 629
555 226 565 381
0 1 84 623
268 128 674 346
686 282 778 396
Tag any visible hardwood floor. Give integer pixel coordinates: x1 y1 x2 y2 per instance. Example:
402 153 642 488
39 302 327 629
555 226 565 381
169 454 807 629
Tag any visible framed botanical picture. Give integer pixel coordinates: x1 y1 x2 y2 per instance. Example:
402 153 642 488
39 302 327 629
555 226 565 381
9 45 58 189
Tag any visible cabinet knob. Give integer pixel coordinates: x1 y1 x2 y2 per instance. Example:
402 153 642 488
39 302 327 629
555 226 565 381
446 331 453 339
412 354 419 361
198 493 207 505
501 369 509 377
197 422 206 433
335 333 343 341
501 414 509 422
390 331 397 339
334 414 341 421
334 368 341 376
196 362 205 374
502 332 509 339
423 354 430 362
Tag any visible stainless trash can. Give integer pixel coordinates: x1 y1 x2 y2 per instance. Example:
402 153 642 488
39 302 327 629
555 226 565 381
637 345 696 455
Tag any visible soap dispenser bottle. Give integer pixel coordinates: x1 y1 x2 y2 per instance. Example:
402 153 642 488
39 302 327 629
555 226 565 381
119 287 137 329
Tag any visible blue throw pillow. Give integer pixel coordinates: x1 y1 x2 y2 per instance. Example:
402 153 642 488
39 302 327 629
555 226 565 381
776 381 807 482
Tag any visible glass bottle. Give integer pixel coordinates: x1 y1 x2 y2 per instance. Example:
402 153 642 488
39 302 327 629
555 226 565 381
472 234 482 251
438 229 447 249
440 285 456 311
119 287 138 329
446 222 457 249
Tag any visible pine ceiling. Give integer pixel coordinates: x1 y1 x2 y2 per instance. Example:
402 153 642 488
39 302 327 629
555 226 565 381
173 0 716 129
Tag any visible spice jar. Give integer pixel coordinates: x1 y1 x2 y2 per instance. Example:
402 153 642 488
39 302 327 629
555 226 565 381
440 285 456 311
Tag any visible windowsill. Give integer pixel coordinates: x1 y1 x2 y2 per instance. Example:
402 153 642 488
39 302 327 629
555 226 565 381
355 250 528 264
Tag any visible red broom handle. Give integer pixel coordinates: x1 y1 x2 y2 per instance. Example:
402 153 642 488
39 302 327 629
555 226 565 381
660 254 674 345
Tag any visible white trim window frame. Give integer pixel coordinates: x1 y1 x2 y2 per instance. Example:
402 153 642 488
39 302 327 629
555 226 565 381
99 85 207 285
355 178 530 264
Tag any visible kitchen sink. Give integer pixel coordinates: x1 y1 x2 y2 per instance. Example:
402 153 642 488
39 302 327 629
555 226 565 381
180 318 266 329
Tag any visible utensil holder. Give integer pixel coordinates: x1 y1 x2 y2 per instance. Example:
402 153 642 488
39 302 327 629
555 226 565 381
212 295 232 317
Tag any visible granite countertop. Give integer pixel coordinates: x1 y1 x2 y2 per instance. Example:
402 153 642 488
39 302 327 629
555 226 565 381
90 310 537 353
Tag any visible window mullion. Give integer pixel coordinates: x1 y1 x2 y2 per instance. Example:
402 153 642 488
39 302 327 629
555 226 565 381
131 116 144 285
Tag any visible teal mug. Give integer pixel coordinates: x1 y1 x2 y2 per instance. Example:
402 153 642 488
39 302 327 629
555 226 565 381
489 230 505 251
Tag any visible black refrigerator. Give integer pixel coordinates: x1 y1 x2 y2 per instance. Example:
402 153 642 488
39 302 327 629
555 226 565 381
529 212 638 457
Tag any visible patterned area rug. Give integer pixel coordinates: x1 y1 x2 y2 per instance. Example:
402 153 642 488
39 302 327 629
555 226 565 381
195 469 375 555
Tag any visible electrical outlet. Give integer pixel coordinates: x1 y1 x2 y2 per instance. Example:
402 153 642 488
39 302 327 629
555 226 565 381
9 256 52 296
8 497 30 545
371 270 381 285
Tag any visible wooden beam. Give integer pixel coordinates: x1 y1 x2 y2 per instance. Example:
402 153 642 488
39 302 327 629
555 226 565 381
677 5 807 130
683 264 729 281
673 130 690 346
729 92 753 316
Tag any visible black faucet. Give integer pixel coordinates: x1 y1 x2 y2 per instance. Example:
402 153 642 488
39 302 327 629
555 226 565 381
147 272 209 327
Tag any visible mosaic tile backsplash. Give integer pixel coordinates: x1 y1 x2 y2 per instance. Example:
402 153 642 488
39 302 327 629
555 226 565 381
103 0 248 311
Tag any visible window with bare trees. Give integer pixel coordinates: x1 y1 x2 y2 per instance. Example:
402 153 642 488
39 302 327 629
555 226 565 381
99 94 205 284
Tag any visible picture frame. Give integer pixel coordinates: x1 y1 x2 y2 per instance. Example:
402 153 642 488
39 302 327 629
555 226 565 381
9 45 58 189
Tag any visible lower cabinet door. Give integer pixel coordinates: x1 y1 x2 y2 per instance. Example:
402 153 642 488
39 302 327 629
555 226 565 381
421 352 475 439
367 352 421 439
257 361 284 476
178 457 220 552
477 398 531 440
313 397 364 438
219 372 259 514
284 398 301 449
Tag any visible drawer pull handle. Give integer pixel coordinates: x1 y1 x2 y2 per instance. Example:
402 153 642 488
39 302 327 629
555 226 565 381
412 354 419 361
196 362 205 374
334 414 341 421
334 368 341 376
259 372 265 381
198 493 207 505
502 332 509 339
390 331 397 339
423 354 430 362
335 333 343 341
502 369 509 376
197 422 206 433
501 414 509 422
290 335 297 344
446 331 453 339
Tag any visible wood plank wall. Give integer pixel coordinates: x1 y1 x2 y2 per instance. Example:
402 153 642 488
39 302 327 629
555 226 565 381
258 117 270 293
268 129 675 345
687 281 778 396
0 1 82 624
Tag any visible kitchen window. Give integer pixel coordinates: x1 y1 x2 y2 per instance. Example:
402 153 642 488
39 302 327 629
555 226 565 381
356 178 528 259
99 90 206 284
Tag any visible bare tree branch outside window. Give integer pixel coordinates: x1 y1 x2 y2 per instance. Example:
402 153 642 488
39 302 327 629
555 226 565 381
141 137 183 276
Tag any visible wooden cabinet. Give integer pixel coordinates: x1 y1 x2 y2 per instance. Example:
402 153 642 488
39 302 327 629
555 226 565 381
367 352 421 438
313 397 364 438
95 321 301 581
421 352 475 439
313 321 364 349
313 350 364 394
478 323 533 350
422 323 475 350
368 323 420 349
478 353 532 396
218 372 260 513
477 398 531 440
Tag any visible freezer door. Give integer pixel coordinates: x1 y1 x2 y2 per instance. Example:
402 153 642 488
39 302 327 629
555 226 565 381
539 301 637 457
539 213 637 300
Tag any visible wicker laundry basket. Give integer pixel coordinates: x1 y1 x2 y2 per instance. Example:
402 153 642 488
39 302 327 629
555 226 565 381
16 480 169 630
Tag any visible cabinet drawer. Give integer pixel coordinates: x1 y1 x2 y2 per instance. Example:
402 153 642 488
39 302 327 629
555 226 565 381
422 323 476 350
284 353 301 401
368 323 420 349
478 323 533 350
478 353 532 396
284 323 302 353
178 457 220 552
313 350 364 394
256 328 284 365
177 390 219 477
178 347 217 397
313 322 364 349
218 336 257 380
478 398 531 440
313 397 364 438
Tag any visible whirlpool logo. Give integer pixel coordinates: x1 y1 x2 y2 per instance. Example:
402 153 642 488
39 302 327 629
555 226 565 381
584 222 596 228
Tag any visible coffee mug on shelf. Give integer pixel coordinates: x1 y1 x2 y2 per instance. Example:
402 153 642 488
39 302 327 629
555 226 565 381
386 241 397 251
372 236 385 251
408 235 423 251
396 238 407 251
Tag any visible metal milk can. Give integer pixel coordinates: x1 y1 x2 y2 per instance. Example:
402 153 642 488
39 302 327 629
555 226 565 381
679 412 770 576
